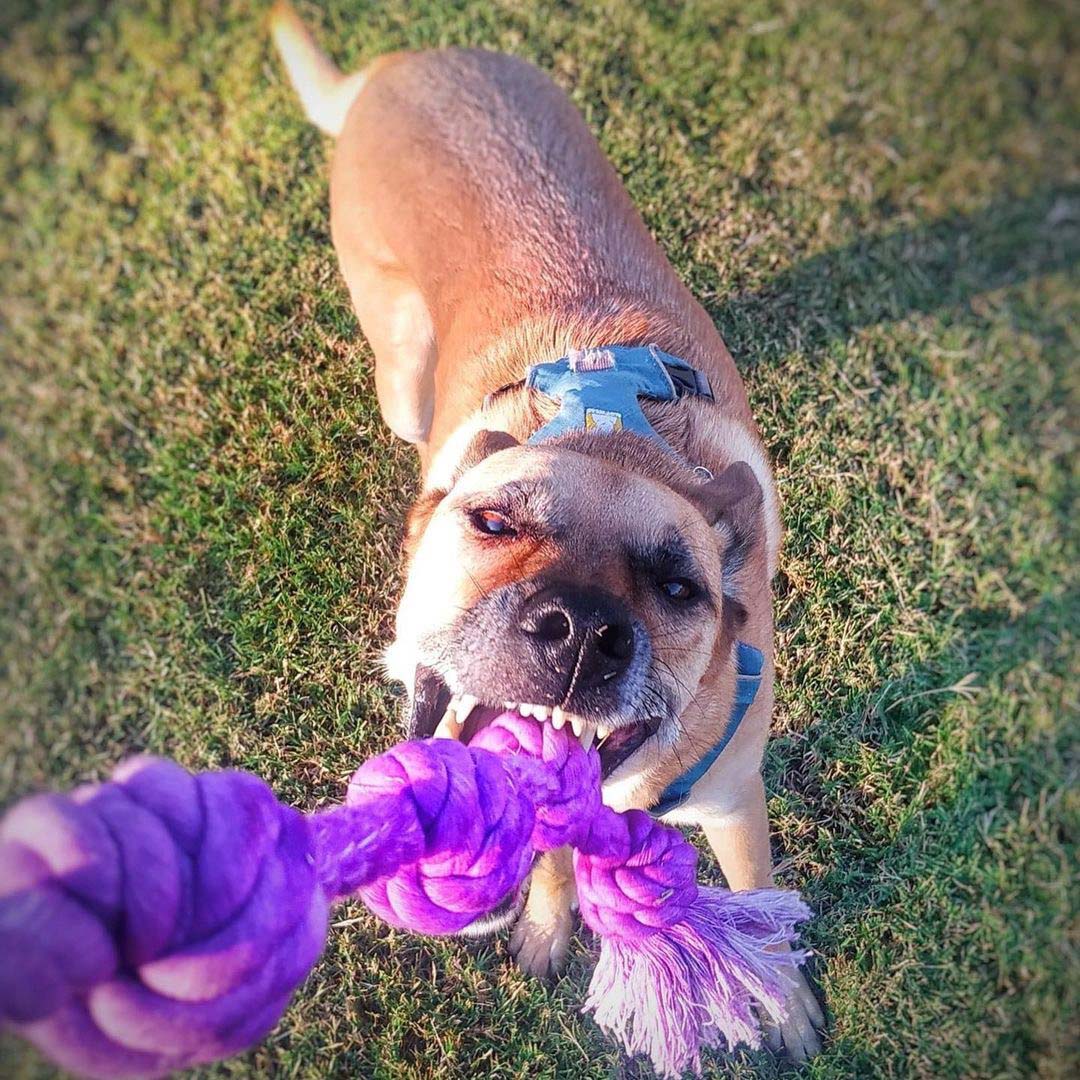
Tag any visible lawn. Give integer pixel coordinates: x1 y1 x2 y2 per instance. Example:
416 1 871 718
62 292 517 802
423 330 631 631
1 0 1076 1077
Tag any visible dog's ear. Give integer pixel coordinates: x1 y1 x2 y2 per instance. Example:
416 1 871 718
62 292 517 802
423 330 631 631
453 428 519 479
405 431 520 556
687 460 762 529
680 461 765 628
404 487 448 557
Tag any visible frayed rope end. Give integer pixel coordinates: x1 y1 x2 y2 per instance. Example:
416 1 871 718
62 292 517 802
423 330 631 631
583 887 811 1078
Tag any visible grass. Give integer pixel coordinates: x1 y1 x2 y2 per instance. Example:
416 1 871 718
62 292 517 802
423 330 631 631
0 0 1076 1077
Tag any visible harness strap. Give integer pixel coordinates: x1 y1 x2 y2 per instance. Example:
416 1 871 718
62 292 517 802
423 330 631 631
650 641 764 818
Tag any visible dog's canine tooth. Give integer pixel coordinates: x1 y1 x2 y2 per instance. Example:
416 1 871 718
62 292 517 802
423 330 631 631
596 723 611 740
579 726 595 751
457 694 479 722
433 714 463 739
570 715 583 737
434 698 465 740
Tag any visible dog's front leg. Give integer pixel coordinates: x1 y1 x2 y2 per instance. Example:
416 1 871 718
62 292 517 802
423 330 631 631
700 774 825 1062
510 845 576 978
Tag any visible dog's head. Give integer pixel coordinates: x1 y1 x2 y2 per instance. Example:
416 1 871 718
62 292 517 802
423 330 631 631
386 428 767 781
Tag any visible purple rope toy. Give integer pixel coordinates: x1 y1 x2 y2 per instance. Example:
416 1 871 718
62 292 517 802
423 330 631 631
0 711 809 1078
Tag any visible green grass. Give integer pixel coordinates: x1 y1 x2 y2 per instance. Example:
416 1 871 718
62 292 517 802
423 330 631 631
1 0 1076 1077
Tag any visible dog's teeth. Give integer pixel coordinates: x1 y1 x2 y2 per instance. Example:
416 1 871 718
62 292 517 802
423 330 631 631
579 726 595 751
596 723 611 740
504 701 516 711
551 707 566 730
570 715 583 737
457 695 479 722
515 703 550 722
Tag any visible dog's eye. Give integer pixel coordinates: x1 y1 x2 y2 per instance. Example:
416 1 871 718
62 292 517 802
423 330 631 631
469 509 515 537
659 578 698 602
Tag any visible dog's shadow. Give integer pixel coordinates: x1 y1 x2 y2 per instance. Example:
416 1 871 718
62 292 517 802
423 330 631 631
710 185 1077 376
688 187 1074 1074
765 591 1071 1075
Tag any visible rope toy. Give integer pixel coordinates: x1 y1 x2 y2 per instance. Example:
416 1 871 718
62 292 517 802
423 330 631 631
0 711 809 1078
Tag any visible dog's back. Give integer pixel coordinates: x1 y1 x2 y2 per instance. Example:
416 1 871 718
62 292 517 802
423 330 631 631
270 3 750 454
336 48 667 322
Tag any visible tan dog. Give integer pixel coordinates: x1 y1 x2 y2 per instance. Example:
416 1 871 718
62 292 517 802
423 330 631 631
271 1 823 1060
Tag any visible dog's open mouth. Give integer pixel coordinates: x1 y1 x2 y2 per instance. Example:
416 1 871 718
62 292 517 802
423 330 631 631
409 666 659 777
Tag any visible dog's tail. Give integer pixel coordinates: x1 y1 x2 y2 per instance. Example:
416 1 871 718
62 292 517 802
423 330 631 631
269 1 368 137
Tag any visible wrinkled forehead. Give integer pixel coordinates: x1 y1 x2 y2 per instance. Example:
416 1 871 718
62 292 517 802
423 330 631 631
448 446 703 544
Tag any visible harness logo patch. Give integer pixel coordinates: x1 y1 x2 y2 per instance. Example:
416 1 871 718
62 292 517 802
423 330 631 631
569 347 616 372
584 408 623 433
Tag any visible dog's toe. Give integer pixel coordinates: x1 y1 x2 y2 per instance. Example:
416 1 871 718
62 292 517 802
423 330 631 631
509 905 573 979
763 970 825 1062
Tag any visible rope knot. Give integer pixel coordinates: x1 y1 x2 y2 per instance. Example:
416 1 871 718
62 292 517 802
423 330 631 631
344 738 537 933
575 808 698 939
0 756 326 1079
471 712 602 850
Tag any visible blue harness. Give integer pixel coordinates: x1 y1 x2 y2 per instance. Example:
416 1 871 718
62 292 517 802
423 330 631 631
517 344 764 817
524 343 712 454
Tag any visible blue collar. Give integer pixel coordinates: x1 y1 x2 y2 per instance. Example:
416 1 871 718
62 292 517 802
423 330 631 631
650 641 764 818
523 344 713 454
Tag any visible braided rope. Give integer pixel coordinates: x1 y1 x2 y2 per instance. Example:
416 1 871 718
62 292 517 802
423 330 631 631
1 713 808 1079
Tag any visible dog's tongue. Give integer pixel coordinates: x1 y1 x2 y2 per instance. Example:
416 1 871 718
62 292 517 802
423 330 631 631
460 703 511 744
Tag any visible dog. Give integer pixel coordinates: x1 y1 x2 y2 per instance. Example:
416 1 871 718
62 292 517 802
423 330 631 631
271 1 824 1060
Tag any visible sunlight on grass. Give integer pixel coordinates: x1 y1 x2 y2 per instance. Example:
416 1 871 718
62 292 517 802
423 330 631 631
1 1 1075 1077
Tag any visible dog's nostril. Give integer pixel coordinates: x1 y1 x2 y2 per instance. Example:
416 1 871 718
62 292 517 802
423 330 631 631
526 609 572 642
595 622 634 662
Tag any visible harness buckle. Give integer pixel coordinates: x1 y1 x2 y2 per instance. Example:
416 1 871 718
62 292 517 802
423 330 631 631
664 362 714 401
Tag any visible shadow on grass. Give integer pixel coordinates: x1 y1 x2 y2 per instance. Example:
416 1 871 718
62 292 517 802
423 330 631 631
763 588 1075 1074
716 185 1078 1069
807 588 1072 880
712 186 1079 372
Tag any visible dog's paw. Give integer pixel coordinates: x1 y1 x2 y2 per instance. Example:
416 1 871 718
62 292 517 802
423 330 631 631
509 902 574 979
763 969 826 1063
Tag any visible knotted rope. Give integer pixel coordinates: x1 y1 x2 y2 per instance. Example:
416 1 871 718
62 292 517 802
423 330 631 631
1 712 808 1078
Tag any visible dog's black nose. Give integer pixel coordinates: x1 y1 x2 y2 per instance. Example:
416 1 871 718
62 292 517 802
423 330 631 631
518 583 637 695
